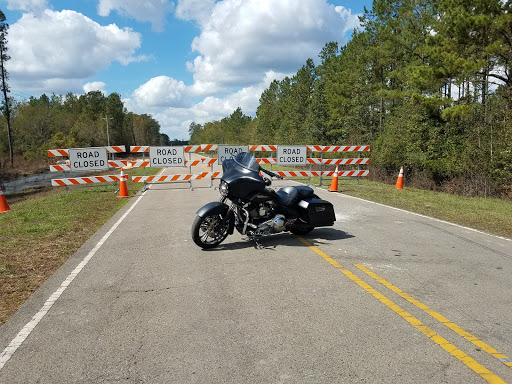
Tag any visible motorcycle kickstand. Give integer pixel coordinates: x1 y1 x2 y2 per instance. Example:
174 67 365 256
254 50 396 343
249 234 264 249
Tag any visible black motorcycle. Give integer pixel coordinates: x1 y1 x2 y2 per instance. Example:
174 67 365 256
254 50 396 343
192 152 336 249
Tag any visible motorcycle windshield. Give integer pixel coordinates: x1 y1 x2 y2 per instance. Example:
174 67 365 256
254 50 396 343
233 152 260 172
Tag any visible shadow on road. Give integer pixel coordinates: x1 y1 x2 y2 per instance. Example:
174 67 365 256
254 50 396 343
201 228 353 252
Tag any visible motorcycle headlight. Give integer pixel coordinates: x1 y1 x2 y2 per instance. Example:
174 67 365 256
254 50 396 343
219 181 229 197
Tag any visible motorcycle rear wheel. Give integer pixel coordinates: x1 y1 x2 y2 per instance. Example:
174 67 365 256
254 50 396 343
192 213 230 249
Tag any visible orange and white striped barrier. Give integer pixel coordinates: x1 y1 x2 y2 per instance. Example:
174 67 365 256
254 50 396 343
254 158 370 165
130 169 368 184
47 149 70 157
0 187 11 213
201 158 217 167
130 160 150 168
130 146 150 153
48 146 126 157
50 164 71 172
198 144 217 152
197 172 222 179
180 144 219 152
307 158 370 165
271 170 369 178
108 160 132 168
307 145 370 152
249 145 278 151
51 175 120 186
132 174 205 183
257 158 278 164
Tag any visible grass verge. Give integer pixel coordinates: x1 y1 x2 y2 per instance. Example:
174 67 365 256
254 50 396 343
315 176 512 239
0 167 161 325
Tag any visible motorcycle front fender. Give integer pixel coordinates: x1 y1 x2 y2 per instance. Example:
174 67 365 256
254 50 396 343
196 201 229 217
196 201 235 235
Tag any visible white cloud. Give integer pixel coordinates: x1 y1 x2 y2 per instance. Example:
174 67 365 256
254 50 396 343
186 0 361 89
175 0 216 25
127 70 289 139
83 81 107 94
5 0 48 14
133 76 190 108
334 6 362 35
129 0 362 139
98 0 174 32
8 10 145 93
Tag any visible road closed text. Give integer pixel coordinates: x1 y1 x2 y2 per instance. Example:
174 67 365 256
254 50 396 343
150 147 185 167
69 148 108 171
277 146 307 166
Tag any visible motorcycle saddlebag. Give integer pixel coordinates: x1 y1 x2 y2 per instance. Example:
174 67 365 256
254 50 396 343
298 198 336 227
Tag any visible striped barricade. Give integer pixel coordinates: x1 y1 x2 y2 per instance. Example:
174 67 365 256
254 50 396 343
130 146 149 153
184 144 217 153
250 145 278 152
307 158 370 165
48 146 126 157
307 145 370 152
198 172 222 179
50 164 71 172
130 160 150 168
273 170 369 178
201 158 217 167
51 175 120 186
254 158 370 165
130 170 369 183
257 158 278 164
132 174 204 183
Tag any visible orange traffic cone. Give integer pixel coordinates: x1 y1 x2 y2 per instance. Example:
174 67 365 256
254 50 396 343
0 187 10 213
118 168 129 198
328 166 340 192
395 166 404 189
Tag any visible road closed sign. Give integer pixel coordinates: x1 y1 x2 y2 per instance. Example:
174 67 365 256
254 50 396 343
69 147 108 171
217 145 249 164
277 146 307 166
150 146 185 167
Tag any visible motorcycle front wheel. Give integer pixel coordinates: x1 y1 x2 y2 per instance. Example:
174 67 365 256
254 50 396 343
192 213 230 249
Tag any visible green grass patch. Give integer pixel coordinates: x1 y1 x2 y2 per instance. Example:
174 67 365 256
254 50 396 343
336 179 512 239
0 167 161 325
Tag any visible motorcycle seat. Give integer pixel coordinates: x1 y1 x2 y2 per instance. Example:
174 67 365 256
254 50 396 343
275 186 315 206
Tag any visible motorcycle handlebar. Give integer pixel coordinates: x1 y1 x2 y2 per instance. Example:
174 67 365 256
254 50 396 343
261 167 283 180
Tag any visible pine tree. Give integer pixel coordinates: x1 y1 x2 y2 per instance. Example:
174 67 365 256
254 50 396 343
0 10 13 166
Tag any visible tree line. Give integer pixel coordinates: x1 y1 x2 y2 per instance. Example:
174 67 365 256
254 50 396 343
189 0 512 198
0 91 172 168
0 90 181 168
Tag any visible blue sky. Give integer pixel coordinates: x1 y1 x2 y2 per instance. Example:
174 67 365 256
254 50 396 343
1 0 373 140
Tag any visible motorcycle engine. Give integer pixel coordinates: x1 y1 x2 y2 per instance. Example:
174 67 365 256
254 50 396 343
248 203 286 234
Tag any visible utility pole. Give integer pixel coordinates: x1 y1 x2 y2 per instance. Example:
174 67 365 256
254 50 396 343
102 114 113 146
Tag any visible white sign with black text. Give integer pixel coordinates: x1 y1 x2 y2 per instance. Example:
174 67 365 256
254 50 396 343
150 146 185 167
277 146 307 166
217 145 249 165
69 147 108 171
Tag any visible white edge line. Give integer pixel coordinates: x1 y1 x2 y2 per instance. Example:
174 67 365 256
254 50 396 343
339 193 511 243
0 171 163 371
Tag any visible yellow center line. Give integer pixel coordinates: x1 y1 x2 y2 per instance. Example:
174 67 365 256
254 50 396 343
354 263 512 369
296 236 343 268
296 236 508 384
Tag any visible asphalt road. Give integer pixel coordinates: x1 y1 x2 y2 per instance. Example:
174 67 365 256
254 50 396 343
1 162 511 383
